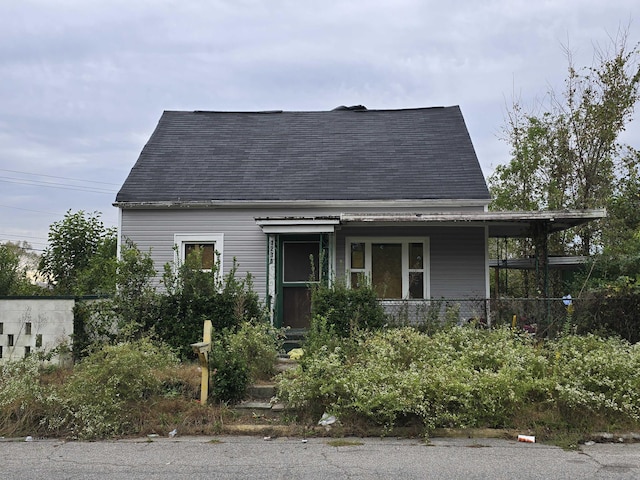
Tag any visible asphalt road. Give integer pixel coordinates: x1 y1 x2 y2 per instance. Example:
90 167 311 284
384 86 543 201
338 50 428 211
1 435 639 479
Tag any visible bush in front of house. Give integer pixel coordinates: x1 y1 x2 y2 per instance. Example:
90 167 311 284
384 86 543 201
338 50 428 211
76 241 271 362
207 321 284 403
310 278 387 338
0 338 183 440
277 325 640 438
226 321 284 382
72 241 281 406
57 338 179 439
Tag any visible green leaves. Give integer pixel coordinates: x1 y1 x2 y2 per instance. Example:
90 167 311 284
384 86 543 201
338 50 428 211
310 278 387 337
0 339 180 439
0 241 41 295
39 210 116 295
278 326 640 432
490 34 640 257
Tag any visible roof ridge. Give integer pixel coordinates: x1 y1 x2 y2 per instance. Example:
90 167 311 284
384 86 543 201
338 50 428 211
164 106 455 115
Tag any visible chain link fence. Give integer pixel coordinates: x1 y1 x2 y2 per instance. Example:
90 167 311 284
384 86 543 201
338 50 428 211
384 297 576 336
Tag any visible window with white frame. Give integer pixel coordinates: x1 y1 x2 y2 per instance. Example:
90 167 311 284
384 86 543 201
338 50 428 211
346 237 428 299
174 234 224 272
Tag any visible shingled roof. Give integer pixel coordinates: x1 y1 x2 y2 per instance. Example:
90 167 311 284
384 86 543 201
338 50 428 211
115 106 490 204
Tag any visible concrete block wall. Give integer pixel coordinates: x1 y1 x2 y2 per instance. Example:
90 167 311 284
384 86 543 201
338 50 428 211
0 298 74 365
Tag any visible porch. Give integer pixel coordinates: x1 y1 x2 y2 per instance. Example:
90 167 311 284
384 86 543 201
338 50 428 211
257 209 604 334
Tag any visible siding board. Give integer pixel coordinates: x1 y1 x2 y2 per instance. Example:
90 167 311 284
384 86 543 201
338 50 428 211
120 206 488 300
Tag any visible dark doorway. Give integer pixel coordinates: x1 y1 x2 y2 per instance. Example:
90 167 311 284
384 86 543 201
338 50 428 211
277 238 320 329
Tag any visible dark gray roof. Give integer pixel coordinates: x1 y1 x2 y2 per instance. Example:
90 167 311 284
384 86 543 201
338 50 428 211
116 106 490 203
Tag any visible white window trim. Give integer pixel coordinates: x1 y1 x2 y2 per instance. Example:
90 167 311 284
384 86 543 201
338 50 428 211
174 233 224 276
345 236 430 300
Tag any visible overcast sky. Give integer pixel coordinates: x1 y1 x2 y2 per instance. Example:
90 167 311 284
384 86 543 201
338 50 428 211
1 0 639 253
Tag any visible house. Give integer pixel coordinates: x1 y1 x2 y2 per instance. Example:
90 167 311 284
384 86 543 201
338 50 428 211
114 106 604 329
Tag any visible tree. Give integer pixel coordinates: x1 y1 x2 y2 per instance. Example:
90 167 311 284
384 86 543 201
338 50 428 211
74 240 159 356
39 210 117 295
490 31 640 256
0 241 43 296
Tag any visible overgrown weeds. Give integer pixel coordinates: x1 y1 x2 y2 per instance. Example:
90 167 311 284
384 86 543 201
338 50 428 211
278 326 640 442
3 326 639 442
0 338 240 440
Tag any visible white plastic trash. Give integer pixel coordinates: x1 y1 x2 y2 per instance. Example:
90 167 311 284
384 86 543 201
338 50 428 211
518 435 535 443
318 413 336 427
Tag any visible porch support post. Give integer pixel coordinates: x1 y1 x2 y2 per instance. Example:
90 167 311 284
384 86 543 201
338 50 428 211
267 234 277 326
531 220 550 297
531 220 551 335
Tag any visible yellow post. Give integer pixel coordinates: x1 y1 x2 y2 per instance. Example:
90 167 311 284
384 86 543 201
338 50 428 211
191 320 212 405
512 314 517 329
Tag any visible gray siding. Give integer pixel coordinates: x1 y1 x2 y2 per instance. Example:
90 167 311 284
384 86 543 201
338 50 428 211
119 205 488 299
429 226 487 298
120 208 268 292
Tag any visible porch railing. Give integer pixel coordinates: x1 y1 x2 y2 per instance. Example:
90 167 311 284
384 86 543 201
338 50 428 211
383 297 575 336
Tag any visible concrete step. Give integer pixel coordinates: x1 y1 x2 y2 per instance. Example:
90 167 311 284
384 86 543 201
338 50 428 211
283 328 306 352
246 384 276 400
234 356 300 416
275 357 299 373
235 400 284 410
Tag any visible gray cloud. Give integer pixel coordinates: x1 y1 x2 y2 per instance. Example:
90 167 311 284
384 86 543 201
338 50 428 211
0 0 638 247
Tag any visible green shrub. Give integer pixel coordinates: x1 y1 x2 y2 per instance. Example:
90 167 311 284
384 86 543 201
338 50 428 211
548 334 640 420
209 338 249 404
73 241 160 359
0 356 53 436
311 278 387 337
278 326 640 433
158 257 267 359
226 321 284 382
207 321 283 403
74 242 268 361
304 315 343 356
58 338 179 439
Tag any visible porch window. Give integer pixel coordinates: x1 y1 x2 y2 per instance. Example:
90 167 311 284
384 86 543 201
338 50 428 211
174 233 224 273
346 237 428 299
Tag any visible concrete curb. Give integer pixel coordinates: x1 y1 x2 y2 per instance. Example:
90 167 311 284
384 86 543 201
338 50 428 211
220 424 514 439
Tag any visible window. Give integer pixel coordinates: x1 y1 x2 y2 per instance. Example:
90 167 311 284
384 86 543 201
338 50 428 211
25 322 32 335
346 237 428 299
174 234 224 272
7 334 14 347
185 243 216 270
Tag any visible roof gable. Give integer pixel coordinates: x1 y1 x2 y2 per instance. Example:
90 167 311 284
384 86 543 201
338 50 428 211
116 106 490 204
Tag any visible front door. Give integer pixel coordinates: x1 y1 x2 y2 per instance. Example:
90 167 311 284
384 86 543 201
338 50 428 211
276 235 322 329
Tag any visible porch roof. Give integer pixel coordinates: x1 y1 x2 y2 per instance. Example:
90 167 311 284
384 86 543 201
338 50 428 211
255 209 605 237
339 209 606 238
255 217 340 234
